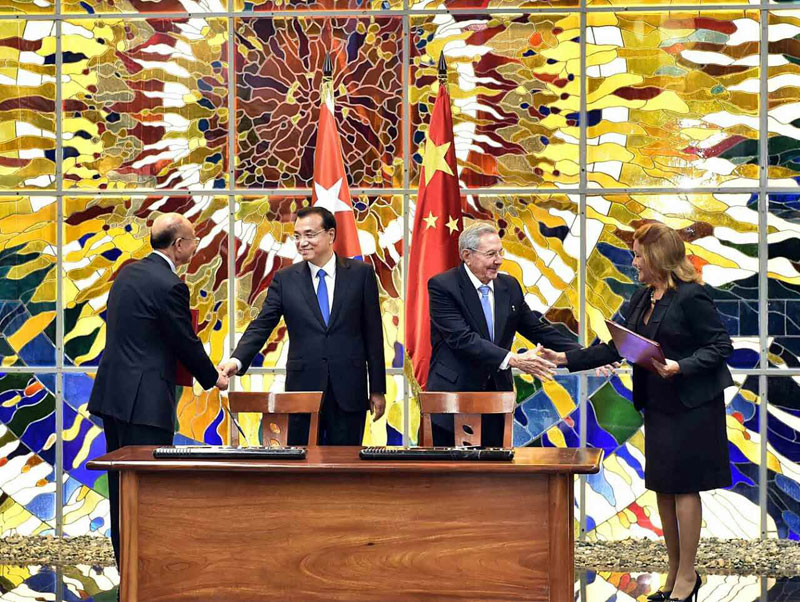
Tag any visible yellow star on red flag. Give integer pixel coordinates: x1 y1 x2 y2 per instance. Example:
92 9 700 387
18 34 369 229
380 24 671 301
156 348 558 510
406 83 463 391
423 212 438 229
446 216 460 234
422 137 454 186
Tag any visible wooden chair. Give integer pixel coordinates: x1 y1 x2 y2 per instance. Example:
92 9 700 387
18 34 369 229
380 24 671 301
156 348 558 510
226 392 323 448
418 391 517 447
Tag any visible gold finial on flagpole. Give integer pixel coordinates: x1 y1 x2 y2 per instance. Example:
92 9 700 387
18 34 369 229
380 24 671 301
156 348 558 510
321 52 334 107
323 52 333 81
437 52 448 85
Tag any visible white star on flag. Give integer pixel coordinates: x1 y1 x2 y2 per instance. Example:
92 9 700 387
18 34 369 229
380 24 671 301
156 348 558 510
313 178 353 214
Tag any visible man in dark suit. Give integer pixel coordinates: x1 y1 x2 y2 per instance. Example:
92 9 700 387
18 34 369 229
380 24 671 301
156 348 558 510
218 206 386 446
427 222 583 446
88 213 227 568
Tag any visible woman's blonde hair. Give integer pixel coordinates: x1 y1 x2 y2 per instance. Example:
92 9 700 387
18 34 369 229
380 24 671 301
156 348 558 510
633 222 702 289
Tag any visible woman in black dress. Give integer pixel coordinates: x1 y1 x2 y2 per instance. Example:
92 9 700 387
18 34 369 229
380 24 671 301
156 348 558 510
544 223 733 602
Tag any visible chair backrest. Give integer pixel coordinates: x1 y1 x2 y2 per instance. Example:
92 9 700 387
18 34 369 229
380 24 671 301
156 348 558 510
418 391 516 447
227 392 323 448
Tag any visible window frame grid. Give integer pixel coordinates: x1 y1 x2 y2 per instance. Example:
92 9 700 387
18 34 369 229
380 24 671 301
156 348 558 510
0 0 791 544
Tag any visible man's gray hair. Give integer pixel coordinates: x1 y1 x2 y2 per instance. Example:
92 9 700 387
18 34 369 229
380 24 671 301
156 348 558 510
459 222 498 254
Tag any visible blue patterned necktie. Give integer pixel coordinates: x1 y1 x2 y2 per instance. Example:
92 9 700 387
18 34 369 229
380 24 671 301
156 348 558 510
479 285 494 341
317 269 330 326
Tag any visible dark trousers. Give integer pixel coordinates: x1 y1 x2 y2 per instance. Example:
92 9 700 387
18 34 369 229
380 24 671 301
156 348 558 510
101 415 173 568
430 378 506 447
287 381 366 446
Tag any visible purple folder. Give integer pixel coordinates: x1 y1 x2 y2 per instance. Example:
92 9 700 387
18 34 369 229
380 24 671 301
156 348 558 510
604 319 666 373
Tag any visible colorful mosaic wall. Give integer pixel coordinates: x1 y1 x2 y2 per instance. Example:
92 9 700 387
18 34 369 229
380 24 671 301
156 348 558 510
0 4 797 549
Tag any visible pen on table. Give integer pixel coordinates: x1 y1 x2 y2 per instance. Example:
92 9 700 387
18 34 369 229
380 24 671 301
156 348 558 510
222 402 253 447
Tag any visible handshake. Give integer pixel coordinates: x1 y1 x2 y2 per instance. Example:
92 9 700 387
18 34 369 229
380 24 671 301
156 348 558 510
509 345 618 380
212 349 618 391
215 367 230 391
508 345 559 381
213 359 240 391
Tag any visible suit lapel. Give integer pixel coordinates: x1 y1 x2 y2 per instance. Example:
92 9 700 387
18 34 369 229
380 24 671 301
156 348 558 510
493 276 510 343
297 262 327 330
328 255 351 329
458 264 492 340
647 287 677 341
626 287 650 329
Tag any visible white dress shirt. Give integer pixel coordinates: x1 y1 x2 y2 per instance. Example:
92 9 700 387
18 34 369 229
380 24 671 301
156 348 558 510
230 254 338 372
308 253 337 313
153 250 177 273
464 265 512 371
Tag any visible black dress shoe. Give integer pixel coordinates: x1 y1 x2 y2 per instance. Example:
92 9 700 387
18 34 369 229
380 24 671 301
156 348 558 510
668 571 701 602
646 589 672 601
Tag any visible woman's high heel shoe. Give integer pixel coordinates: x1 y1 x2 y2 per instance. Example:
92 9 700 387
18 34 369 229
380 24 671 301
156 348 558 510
667 571 701 602
646 589 672 601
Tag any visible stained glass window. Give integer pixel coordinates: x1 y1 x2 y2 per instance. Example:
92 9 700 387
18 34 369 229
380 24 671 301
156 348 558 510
0 21 56 189
766 376 800 539
768 195 800 368
62 372 107 538
767 12 800 185
0 0 794 549
63 195 230 367
236 0 403 10
62 18 228 190
0 196 57 367
413 0 577 8
410 14 580 189
581 193 764 540
0 372 56 536
0 0 54 14
0 566 60 599
587 11 760 189
235 17 403 189
63 0 225 14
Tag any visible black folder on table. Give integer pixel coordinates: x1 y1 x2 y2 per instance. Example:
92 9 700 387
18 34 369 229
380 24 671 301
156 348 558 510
605 319 666 373
359 447 514 461
153 446 306 460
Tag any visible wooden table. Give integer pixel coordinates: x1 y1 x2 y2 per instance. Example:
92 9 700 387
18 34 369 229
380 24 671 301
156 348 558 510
88 446 602 601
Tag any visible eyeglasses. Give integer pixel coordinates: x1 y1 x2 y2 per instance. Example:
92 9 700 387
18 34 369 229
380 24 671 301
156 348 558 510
174 236 198 245
291 230 328 243
469 248 505 260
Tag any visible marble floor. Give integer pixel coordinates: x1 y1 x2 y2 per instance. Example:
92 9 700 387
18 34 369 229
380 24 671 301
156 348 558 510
0 566 798 601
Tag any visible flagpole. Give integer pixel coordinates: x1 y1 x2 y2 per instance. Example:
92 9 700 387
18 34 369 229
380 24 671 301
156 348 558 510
405 50 464 446
311 49 362 259
322 51 333 118
405 51 450 396
323 51 332 82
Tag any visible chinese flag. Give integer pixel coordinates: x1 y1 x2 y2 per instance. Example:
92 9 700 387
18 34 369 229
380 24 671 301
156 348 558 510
311 72 363 259
405 80 463 391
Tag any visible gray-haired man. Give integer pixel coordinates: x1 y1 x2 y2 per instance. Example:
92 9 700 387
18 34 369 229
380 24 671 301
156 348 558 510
426 222 582 446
